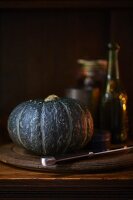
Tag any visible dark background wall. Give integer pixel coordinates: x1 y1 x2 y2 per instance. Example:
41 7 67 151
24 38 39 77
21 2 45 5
0 0 132 140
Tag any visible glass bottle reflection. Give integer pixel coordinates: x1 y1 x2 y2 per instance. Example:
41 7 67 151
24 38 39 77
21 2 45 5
100 43 128 144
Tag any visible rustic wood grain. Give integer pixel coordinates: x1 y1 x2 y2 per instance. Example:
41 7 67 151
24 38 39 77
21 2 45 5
0 143 133 173
0 144 133 199
0 153 133 199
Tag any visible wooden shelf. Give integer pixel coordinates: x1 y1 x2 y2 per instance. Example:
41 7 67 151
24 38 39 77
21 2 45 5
0 161 133 199
0 141 133 199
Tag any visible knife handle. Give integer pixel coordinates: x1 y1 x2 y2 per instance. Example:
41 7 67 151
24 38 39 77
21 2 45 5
41 157 56 166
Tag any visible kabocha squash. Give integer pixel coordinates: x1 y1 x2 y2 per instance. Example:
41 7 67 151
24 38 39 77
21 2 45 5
7 95 93 156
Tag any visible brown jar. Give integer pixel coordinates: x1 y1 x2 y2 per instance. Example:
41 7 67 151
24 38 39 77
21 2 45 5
66 59 107 129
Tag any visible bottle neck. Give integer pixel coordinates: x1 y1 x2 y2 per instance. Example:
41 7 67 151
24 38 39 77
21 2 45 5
107 46 120 81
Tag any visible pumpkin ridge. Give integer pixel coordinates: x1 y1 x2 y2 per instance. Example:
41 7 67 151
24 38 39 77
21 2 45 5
29 106 40 148
75 103 90 146
16 104 28 149
53 102 59 153
40 102 47 155
87 112 94 139
59 101 73 153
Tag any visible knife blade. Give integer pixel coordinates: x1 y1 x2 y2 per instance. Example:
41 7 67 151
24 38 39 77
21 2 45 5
41 145 133 167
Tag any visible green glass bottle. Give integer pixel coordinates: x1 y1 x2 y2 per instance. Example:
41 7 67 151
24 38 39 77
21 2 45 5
100 43 128 144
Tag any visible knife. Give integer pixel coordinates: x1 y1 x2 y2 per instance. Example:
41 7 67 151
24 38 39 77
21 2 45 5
41 145 133 167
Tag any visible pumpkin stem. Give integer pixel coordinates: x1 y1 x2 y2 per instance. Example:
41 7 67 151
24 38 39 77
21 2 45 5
44 95 59 102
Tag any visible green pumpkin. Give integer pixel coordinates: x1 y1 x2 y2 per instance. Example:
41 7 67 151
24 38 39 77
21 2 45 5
7 95 93 156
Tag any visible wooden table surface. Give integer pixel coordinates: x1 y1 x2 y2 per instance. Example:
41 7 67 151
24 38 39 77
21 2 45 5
0 159 133 199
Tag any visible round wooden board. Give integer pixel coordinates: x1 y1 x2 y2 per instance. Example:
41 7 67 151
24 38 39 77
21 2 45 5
0 143 133 173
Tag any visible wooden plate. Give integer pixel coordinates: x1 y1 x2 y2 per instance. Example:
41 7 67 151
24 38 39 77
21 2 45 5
0 143 133 173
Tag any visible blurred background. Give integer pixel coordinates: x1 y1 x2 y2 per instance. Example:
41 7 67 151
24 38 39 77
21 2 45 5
0 0 132 141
